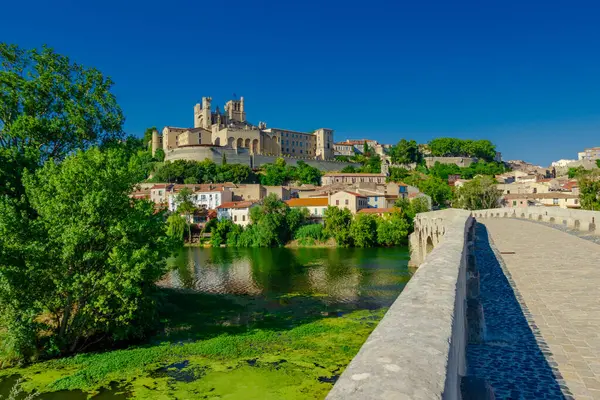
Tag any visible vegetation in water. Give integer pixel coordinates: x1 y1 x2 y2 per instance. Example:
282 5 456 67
0 289 389 399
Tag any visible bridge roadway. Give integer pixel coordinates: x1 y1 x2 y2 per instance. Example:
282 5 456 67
482 218 600 399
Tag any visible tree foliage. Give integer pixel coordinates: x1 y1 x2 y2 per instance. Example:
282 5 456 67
150 159 256 184
260 158 322 186
428 160 506 181
454 176 501 210
387 167 410 183
349 214 378 247
415 176 453 207
568 166 587 179
428 138 496 161
0 44 174 363
323 206 353 246
389 139 421 165
376 209 411 246
578 171 600 211
0 148 176 360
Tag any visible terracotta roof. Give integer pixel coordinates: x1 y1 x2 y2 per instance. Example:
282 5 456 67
217 201 255 209
562 181 579 190
151 184 170 189
285 197 329 207
358 207 398 214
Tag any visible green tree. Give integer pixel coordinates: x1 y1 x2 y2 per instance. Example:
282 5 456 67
0 44 125 362
454 176 501 210
429 161 461 180
387 167 410 183
349 214 378 247
363 142 370 155
222 153 227 165
390 139 420 164
578 171 600 210
568 166 586 179
154 148 165 162
323 206 353 246
211 219 236 247
341 165 357 173
175 188 196 240
166 214 187 242
260 158 290 186
16 147 174 357
293 161 322 185
376 210 410 246
142 127 157 149
417 176 453 207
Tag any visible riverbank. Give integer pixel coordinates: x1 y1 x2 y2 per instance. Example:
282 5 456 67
0 291 387 399
1 246 411 399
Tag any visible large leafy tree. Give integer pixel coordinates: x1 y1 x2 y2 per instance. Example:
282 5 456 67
376 210 411 246
390 139 421 165
349 214 378 247
0 44 124 176
7 148 174 357
0 44 126 362
417 176 453 207
454 176 501 210
323 206 353 246
578 171 600 211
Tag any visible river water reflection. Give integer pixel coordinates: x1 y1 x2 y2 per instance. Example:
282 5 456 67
160 246 412 311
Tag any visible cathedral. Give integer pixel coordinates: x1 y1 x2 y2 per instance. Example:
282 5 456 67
152 96 334 161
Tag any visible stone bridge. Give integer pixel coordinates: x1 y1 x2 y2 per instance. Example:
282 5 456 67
328 207 600 400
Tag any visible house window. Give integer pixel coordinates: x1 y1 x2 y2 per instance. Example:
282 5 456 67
336 200 339 205
314 208 317 214
553 198 559 205
512 201 516 206
575 199 579 204
234 215 238 221
242 215 246 221
506 190 510 194
533 188 537 194
345 199 349 205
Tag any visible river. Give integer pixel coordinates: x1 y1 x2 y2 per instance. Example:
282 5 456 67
0 246 411 399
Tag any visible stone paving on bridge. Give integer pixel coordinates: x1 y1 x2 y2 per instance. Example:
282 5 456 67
482 218 600 400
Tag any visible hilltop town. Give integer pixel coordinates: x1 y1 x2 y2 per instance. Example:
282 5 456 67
131 97 599 240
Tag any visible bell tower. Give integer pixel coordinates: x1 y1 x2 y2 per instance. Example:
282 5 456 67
225 96 246 123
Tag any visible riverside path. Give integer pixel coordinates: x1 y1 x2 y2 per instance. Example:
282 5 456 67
481 218 600 399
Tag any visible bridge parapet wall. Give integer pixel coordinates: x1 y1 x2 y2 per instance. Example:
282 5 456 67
473 207 599 234
327 209 474 400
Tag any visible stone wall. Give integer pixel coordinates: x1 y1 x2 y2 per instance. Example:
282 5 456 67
164 147 360 172
425 156 478 168
473 207 599 235
327 209 474 400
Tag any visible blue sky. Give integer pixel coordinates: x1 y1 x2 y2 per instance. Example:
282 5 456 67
2 0 599 166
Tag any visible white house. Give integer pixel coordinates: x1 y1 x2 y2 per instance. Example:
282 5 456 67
217 201 257 226
167 184 233 212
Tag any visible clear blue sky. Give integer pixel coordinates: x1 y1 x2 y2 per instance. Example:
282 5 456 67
2 0 599 166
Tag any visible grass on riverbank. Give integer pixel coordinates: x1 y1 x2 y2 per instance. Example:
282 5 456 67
0 289 386 399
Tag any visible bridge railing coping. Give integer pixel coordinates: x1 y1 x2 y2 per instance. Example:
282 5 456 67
327 209 473 400
472 207 599 235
